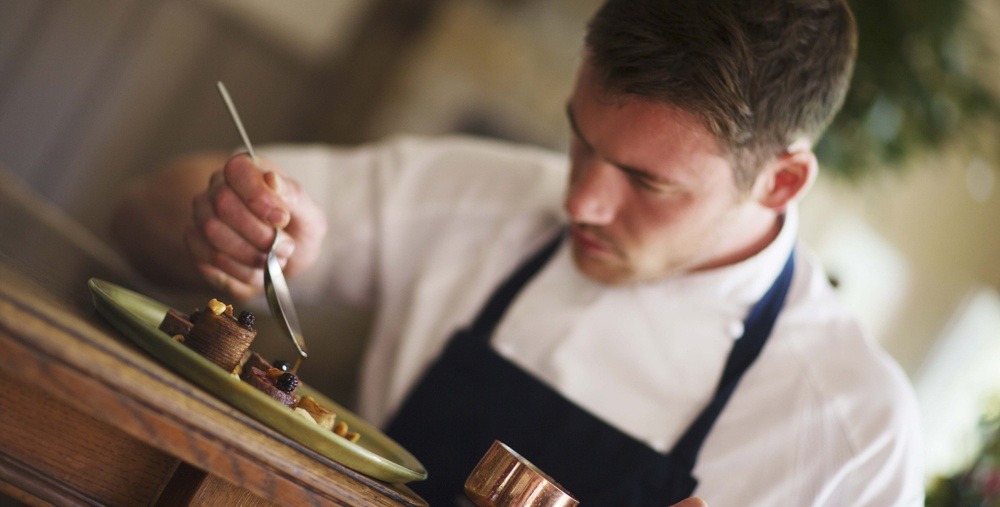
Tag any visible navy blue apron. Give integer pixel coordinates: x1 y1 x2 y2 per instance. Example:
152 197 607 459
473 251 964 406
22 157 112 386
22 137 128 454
386 233 795 506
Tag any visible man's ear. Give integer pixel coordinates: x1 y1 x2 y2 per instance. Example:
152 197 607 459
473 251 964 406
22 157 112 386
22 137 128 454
752 141 818 211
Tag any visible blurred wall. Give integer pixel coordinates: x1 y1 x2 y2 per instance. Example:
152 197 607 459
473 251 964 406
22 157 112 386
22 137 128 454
0 0 424 234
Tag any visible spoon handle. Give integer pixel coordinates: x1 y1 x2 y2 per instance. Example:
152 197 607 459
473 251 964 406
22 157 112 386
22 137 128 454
216 81 258 164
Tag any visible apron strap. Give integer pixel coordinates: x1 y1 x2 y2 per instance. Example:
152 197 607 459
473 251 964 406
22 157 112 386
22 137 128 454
670 250 796 472
467 230 565 339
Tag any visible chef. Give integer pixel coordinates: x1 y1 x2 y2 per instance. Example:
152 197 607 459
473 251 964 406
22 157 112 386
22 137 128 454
113 0 923 505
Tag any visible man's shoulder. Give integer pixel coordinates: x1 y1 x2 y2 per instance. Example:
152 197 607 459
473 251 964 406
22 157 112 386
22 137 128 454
261 134 568 177
769 248 921 444
372 135 568 214
382 134 567 172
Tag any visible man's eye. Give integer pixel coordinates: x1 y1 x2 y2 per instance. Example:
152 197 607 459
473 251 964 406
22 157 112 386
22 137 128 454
628 173 660 191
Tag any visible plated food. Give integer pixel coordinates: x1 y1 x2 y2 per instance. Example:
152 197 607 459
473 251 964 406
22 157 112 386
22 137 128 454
159 298 359 443
88 278 426 483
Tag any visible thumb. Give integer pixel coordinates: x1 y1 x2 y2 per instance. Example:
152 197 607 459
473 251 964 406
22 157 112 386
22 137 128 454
263 170 287 198
671 498 708 507
262 170 293 229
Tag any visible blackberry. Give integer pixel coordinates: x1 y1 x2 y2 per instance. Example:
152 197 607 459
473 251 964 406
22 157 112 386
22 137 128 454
275 372 298 393
237 310 255 330
189 309 202 323
271 359 292 372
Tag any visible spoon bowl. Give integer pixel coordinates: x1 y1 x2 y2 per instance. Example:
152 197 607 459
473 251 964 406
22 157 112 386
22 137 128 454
264 230 308 370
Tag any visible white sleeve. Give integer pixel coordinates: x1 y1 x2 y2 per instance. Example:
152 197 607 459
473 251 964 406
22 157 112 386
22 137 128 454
816 365 925 507
256 141 388 309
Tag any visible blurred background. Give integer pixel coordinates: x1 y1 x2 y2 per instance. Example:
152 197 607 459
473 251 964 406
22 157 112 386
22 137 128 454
1 0 998 499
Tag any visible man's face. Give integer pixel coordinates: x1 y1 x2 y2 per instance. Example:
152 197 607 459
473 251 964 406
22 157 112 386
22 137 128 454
564 61 775 285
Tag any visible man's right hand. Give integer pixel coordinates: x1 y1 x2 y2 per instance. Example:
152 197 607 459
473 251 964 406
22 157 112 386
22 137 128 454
185 153 327 300
671 498 708 507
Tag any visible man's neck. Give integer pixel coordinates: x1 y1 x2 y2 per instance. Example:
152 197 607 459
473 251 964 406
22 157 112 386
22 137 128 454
691 212 785 273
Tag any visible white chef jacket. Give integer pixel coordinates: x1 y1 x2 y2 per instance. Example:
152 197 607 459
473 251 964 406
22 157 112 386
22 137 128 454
261 135 924 506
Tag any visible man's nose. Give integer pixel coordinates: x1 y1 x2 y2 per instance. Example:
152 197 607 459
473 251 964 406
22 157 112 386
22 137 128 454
564 161 619 225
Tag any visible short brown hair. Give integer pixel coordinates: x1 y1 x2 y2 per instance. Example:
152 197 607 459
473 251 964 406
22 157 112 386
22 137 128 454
585 0 857 190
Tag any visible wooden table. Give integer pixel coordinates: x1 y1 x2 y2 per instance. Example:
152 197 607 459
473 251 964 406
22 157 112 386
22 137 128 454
0 170 428 506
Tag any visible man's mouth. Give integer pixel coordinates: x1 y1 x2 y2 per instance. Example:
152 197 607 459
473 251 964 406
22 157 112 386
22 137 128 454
569 224 618 258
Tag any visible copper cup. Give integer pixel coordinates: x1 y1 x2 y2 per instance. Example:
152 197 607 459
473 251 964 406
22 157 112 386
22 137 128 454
464 441 578 507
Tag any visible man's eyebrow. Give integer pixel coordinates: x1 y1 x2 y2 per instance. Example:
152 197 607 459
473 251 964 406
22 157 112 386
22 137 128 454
566 102 666 184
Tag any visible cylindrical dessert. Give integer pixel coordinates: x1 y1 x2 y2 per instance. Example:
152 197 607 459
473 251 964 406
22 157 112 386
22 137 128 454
184 300 256 372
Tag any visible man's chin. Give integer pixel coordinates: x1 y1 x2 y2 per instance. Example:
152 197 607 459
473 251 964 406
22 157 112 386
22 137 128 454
570 247 630 285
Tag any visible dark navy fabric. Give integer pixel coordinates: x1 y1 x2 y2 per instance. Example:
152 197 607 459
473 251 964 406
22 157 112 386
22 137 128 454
386 233 795 506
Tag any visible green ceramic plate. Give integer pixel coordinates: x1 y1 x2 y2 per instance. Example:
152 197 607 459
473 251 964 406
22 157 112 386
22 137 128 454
88 278 427 484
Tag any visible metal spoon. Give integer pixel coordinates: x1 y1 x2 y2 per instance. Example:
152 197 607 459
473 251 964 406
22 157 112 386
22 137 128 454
216 81 308 371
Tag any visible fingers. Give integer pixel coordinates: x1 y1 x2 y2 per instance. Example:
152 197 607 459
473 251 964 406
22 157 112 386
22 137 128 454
671 498 708 507
191 154 285 252
225 155 290 230
186 154 280 296
195 261 260 303
218 158 284 244
273 173 328 278
184 224 262 283
185 152 325 296
193 189 267 267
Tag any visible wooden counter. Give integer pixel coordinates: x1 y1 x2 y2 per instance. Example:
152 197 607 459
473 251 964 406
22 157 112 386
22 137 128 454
0 170 428 506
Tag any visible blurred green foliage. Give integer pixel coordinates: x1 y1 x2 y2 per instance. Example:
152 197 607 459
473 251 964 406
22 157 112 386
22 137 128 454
925 398 1000 506
816 0 1000 179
